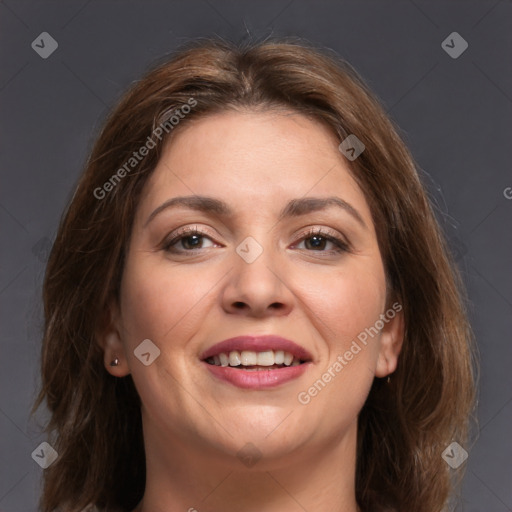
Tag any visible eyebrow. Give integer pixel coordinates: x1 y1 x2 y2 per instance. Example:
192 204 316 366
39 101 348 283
144 195 367 229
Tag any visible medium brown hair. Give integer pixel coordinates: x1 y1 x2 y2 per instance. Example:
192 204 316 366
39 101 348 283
33 37 477 512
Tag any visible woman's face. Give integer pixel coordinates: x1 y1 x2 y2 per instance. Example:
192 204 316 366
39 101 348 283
104 110 403 467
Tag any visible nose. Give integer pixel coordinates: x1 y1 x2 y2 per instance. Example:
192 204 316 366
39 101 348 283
221 241 294 318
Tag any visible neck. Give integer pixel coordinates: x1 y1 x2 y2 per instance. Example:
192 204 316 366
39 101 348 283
135 416 360 512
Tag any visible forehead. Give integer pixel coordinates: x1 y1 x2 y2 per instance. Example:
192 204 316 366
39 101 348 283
137 110 373 226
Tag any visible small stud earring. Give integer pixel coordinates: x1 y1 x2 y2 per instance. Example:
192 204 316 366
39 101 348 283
110 357 119 367
387 375 391 384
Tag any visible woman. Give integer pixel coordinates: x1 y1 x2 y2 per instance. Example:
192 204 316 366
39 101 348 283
33 37 477 512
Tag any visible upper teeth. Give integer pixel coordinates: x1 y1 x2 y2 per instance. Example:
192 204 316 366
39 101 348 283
209 350 301 367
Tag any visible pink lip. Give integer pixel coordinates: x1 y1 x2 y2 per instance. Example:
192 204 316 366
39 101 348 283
203 361 312 389
199 335 313 361
200 335 313 390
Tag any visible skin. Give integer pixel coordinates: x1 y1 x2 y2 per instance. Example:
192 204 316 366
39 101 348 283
99 110 404 512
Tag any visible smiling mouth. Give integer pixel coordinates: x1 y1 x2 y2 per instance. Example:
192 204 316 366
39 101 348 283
204 349 307 370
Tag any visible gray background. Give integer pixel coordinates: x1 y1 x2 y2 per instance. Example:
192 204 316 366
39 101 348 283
1 1 511 510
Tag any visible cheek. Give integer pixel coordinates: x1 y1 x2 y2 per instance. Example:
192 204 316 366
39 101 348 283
117 255 218 419
299 259 387 350
118 254 211 349
292 261 387 437
299 268 385 404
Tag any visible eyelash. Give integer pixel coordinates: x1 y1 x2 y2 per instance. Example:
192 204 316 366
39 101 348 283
162 226 350 256
294 228 350 254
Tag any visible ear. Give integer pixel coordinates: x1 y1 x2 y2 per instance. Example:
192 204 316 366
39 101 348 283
97 299 131 378
375 302 405 378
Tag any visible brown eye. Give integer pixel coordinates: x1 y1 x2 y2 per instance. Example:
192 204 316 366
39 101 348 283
163 228 217 253
175 233 206 250
304 234 330 251
295 228 349 254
